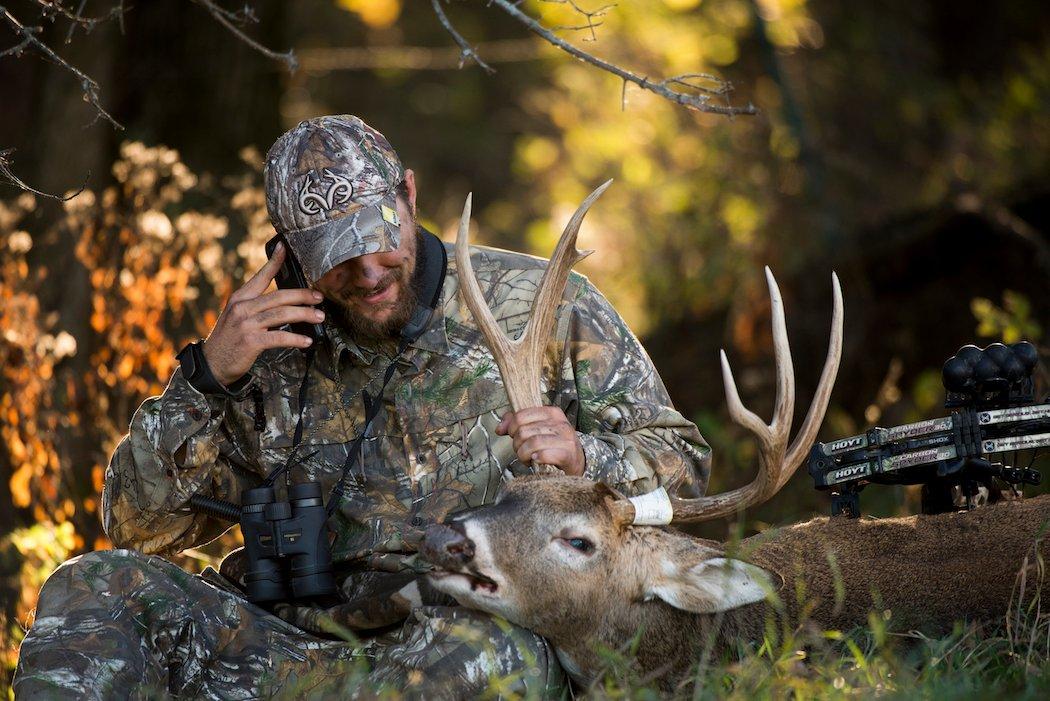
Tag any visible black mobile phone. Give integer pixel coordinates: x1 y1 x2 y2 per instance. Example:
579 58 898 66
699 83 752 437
264 233 326 346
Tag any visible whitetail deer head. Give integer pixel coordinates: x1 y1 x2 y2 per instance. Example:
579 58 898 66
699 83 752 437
421 475 776 643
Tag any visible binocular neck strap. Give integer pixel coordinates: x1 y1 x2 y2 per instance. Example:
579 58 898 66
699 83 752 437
263 346 317 488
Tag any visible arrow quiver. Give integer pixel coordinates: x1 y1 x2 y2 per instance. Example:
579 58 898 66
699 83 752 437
808 341 1046 517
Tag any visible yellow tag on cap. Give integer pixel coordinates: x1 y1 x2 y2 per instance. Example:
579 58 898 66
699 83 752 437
381 204 399 226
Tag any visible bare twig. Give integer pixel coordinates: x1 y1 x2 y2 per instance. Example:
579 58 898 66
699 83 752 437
1 5 121 128
549 21 606 38
430 0 494 74
489 0 757 116
190 0 297 72
0 149 87 201
661 73 735 98
1 0 296 198
541 0 615 41
0 2 127 197
64 0 88 43
27 0 130 43
64 0 89 43
33 0 108 24
0 29 33 56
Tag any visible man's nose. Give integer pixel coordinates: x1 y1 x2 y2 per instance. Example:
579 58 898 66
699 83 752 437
341 254 386 288
421 522 476 569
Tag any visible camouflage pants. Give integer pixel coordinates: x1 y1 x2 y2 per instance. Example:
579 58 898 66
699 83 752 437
13 549 567 699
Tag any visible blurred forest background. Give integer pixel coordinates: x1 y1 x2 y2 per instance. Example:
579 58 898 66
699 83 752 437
1 0 1049 687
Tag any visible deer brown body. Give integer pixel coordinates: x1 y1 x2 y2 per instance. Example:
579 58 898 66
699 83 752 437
423 477 1050 686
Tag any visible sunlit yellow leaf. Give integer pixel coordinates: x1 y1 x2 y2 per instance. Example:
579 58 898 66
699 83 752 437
664 0 702 10
337 0 401 29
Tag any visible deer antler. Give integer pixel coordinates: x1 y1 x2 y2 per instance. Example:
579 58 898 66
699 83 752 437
665 268 843 522
613 268 843 526
455 180 613 474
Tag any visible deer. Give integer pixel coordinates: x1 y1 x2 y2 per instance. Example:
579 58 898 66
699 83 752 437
420 185 1050 689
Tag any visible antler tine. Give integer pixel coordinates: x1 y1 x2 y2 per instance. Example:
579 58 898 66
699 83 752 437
719 268 794 440
660 270 843 523
719 350 767 437
455 182 613 474
783 272 843 479
524 179 612 369
766 267 796 438
455 193 512 363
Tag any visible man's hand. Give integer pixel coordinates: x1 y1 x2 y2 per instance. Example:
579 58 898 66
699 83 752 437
202 242 324 386
495 406 586 476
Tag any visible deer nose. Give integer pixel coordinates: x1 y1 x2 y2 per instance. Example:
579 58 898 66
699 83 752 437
422 522 476 569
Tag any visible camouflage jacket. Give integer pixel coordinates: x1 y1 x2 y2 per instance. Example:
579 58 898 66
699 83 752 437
102 242 710 629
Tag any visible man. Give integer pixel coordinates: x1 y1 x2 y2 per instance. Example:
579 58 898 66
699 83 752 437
15 115 710 698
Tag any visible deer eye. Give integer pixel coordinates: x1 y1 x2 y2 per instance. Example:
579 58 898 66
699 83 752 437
566 537 594 554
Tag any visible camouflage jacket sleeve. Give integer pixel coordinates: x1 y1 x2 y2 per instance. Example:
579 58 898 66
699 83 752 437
561 280 711 497
101 368 258 556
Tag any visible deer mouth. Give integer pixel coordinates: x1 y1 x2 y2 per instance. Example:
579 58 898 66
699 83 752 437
428 568 500 595
421 522 503 598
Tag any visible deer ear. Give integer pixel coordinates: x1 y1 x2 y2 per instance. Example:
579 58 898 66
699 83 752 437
644 557 772 614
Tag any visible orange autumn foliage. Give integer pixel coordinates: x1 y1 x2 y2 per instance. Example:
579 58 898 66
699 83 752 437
0 143 272 679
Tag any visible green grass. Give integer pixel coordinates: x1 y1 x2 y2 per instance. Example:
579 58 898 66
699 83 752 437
572 615 1050 700
569 557 1050 700
5 595 1048 700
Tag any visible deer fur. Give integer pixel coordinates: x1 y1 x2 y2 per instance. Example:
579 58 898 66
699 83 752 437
423 476 1050 688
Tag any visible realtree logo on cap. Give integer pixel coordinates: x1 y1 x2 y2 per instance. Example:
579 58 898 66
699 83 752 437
297 168 354 215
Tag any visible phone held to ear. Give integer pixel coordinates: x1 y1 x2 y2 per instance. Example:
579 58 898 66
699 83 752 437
265 234 326 347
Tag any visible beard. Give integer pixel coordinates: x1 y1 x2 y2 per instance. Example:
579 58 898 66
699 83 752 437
330 271 419 341
329 231 425 341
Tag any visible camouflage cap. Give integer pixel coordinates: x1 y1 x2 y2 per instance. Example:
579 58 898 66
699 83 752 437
264 115 406 284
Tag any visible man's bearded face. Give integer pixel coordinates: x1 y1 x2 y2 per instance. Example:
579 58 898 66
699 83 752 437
313 196 419 341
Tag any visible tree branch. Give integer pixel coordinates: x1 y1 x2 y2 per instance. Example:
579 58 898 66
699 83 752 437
23 0 128 43
1 5 122 128
190 0 297 72
0 3 126 198
431 0 494 74
0 149 86 200
0 1 295 198
541 0 615 41
488 0 757 116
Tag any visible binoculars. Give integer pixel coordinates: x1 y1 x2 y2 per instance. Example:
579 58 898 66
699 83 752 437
190 481 338 604
238 482 337 604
